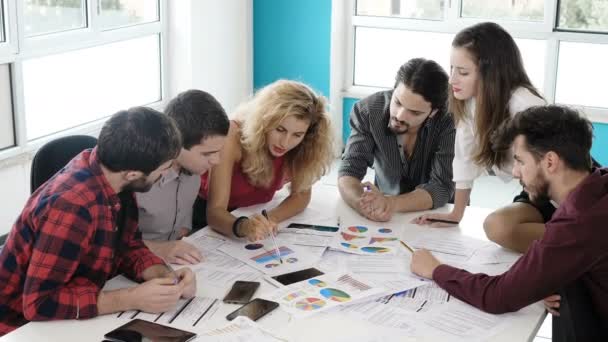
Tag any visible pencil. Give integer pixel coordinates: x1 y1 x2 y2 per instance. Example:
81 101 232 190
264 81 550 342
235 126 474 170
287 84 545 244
427 218 459 225
400 240 415 254
161 258 179 285
262 209 283 264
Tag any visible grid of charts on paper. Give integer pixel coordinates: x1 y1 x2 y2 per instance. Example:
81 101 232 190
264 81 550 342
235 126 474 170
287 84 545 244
262 272 386 318
330 225 400 255
218 239 320 275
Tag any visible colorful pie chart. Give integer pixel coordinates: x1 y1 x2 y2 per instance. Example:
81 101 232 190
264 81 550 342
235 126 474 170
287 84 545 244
295 297 326 311
308 279 327 287
361 246 390 253
341 232 364 241
341 242 359 249
348 226 368 233
283 291 306 301
320 288 351 302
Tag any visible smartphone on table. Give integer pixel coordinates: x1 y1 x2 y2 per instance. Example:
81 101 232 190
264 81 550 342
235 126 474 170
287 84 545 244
223 280 260 304
225 298 279 322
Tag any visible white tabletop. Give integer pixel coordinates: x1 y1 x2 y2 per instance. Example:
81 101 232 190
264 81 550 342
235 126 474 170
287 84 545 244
0 184 545 341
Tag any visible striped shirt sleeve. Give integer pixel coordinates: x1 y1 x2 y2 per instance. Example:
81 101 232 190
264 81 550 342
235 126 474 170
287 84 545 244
416 115 456 208
339 100 375 180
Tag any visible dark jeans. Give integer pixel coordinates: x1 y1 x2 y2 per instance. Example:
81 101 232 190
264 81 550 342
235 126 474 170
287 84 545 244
512 190 556 223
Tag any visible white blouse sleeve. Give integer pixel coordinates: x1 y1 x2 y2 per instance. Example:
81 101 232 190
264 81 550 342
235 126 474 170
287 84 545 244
452 118 483 190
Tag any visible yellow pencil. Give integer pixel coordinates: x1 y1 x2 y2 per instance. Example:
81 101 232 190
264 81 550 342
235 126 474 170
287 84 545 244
400 240 415 254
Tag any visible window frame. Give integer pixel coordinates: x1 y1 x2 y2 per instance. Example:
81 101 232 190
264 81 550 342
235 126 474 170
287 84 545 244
331 0 608 137
0 0 168 163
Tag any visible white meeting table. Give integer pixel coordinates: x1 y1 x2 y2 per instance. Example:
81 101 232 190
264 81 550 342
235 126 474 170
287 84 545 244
0 184 545 341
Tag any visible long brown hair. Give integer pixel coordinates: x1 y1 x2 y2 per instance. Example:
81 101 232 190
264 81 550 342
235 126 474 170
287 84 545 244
450 22 542 168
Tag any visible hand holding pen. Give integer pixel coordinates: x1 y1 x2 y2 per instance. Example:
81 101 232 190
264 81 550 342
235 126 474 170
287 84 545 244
161 258 180 285
262 209 283 264
238 211 277 241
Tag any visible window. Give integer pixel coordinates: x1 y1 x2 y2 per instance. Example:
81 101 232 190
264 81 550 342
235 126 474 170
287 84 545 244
23 35 161 140
337 0 608 123
99 0 159 30
354 27 453 88
24 0 87 37
555 42 608 109
0 64 14 150
0 1 5 42
558 0 608 32
357 0 445 20
461 0 544 21
0 0 165 159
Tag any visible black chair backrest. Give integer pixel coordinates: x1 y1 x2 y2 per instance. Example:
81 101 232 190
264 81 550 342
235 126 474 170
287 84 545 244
30 135 98 194
0 233 7 253
552 279 607 342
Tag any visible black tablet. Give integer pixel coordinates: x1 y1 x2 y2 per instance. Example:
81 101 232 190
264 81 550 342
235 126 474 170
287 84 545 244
104 319 197 342
269 267 325 286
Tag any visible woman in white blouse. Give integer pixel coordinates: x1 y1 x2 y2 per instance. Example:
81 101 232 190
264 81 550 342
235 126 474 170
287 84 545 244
415 22 551 253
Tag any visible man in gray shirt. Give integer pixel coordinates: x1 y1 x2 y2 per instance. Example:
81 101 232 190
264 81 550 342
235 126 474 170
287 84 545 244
137 90 229 264
339 58 455 222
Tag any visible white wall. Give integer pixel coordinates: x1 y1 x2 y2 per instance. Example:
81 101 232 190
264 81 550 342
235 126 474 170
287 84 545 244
0 157 32 236
168 0 253 115
0 1 253 236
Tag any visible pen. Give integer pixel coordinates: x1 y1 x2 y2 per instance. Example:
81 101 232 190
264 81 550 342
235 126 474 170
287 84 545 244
426 218 459 225
262 209 283 264
161 258 179 285
400 240 415 254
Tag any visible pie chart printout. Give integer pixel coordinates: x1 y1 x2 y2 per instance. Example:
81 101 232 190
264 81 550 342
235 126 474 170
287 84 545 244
295 297 326 311
320 288 351 303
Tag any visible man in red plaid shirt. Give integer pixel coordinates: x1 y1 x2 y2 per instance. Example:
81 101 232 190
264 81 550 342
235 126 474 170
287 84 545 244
0 107 196 336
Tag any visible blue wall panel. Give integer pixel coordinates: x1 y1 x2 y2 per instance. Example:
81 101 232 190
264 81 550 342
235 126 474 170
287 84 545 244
253 0 331 96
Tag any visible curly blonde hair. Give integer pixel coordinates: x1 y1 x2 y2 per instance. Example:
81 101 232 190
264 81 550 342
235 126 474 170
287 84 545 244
235 80 334 193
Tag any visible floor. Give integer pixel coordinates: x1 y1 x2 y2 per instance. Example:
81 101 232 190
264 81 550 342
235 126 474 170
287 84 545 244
322 162 553 340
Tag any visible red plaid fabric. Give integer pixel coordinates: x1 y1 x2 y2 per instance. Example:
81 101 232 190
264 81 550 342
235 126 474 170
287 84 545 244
0 147 163 336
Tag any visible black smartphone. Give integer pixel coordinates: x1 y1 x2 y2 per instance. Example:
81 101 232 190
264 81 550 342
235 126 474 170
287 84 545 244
286 222 339 233
223 281 261 304
270 267 325 286
225 298 279 322
104 319 196 342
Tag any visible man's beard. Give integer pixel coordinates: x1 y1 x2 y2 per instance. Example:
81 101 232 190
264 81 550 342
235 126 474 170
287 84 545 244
389 121 410 135
520 176 551 206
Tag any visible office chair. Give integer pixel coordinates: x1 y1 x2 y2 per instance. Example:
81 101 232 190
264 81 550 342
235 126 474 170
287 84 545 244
2 135 95 252
552 279 607 342
30 135 98 193
0 233 7 254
